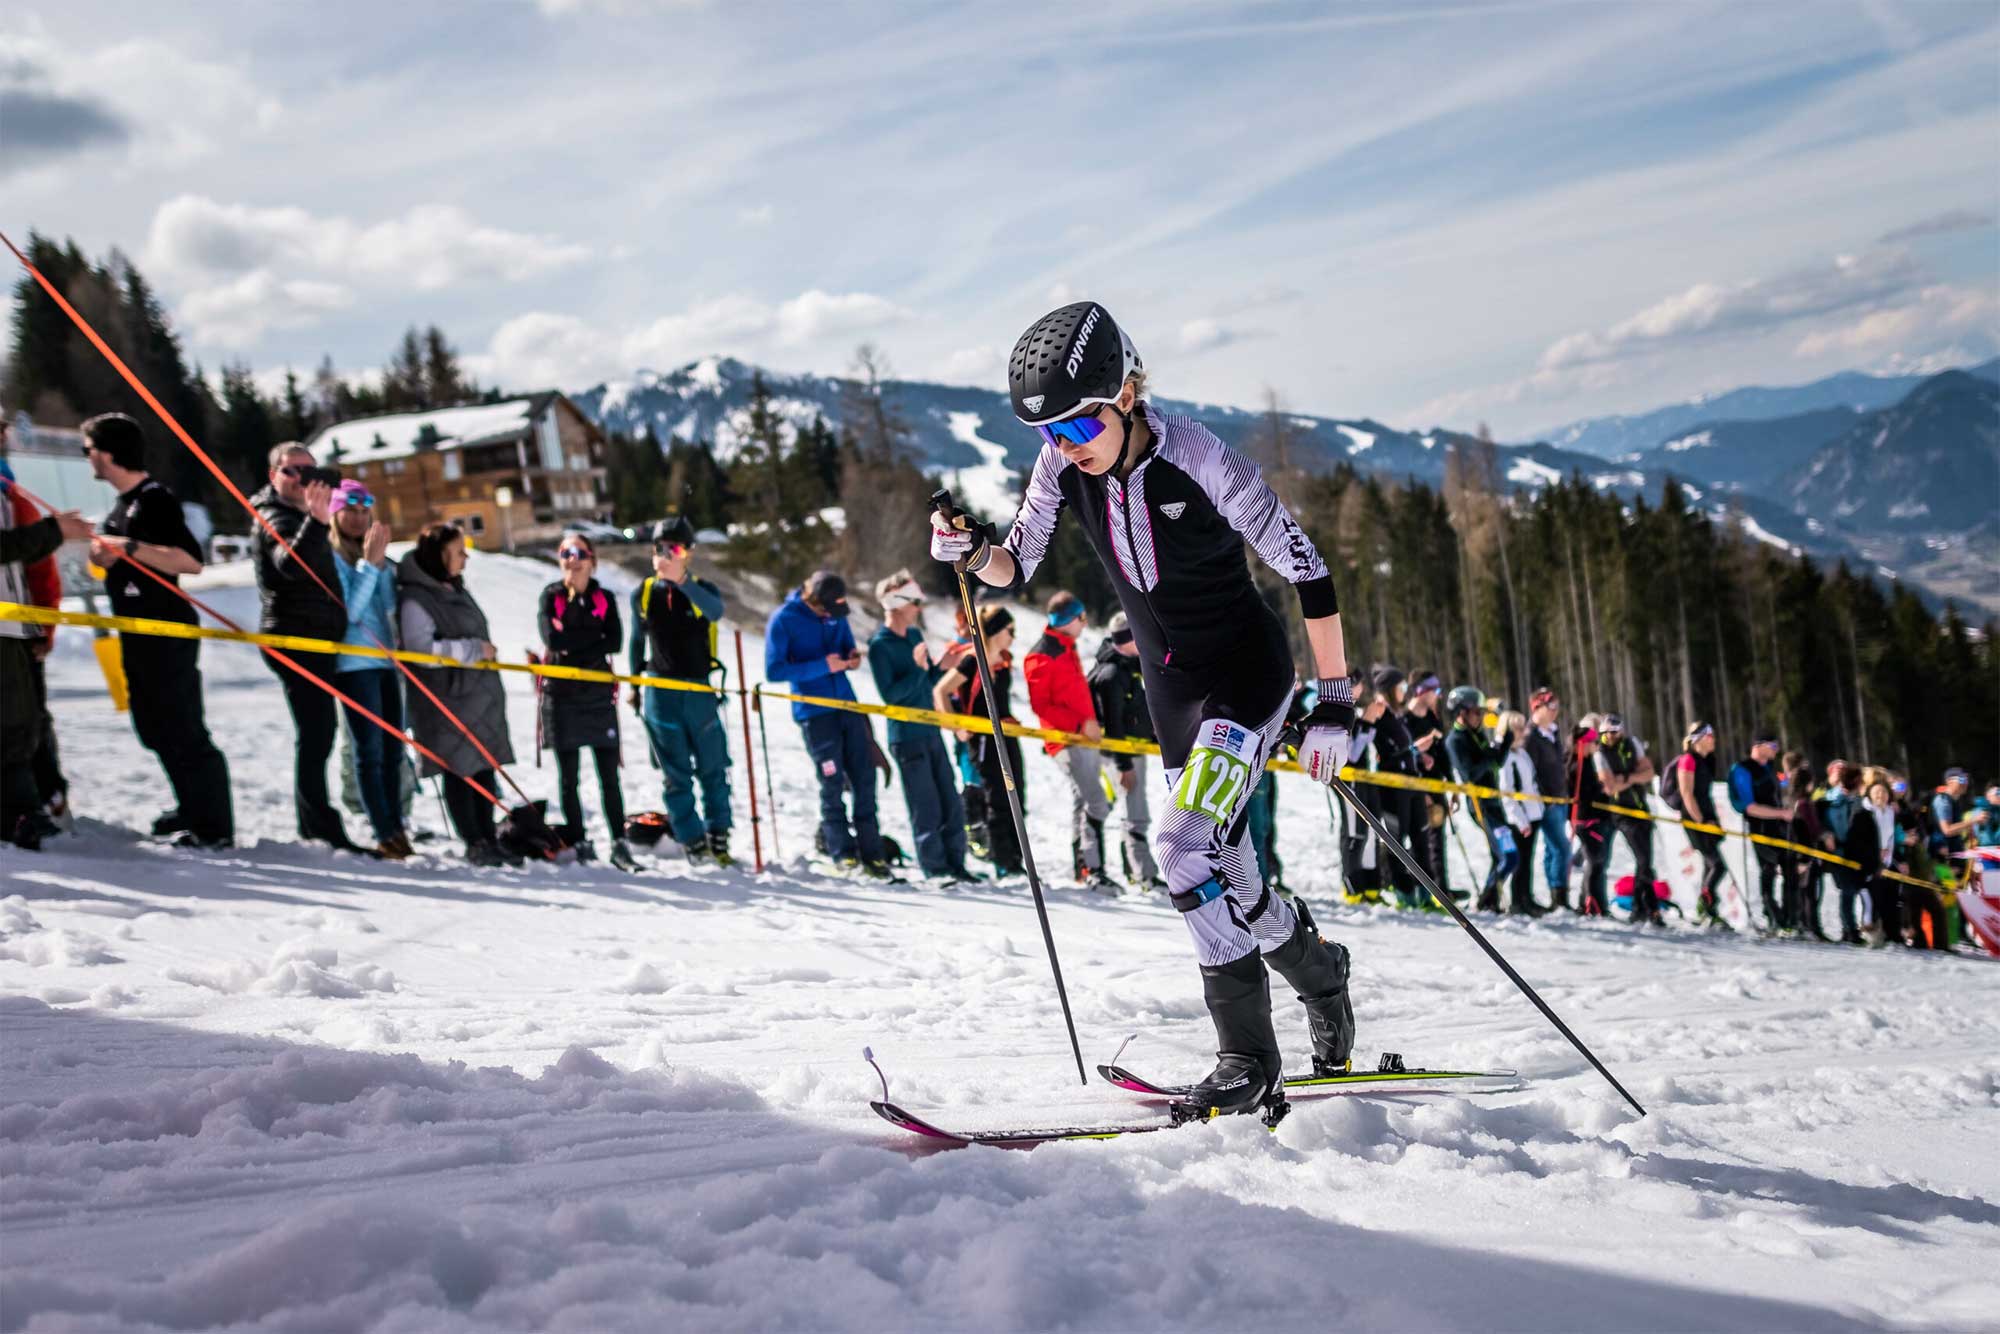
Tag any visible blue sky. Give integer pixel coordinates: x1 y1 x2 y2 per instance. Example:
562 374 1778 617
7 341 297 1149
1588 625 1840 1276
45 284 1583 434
3 0 1996 437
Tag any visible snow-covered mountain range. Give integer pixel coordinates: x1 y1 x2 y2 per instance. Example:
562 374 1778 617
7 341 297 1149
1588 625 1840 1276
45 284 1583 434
567 357 2000 610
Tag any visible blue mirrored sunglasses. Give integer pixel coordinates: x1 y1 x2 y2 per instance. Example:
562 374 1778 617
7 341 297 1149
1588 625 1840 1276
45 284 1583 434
1035 414 1107 447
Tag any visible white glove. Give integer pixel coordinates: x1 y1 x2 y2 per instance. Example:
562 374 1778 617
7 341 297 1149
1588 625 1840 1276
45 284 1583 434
929 515 991 569
1295 678 1357 785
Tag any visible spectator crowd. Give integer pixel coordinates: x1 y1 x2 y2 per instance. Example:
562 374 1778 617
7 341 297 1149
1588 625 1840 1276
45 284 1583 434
3 414 1994 954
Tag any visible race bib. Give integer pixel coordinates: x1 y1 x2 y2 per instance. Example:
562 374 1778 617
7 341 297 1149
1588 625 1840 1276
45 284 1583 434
1175 720 1255 824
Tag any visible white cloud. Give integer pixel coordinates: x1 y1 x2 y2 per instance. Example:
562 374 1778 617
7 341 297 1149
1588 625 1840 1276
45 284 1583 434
1792 283 1998 359
468 289 913 390
1179 318 1234 352
147 195 591 291
178 271 352 348
0 32 278 173
1538 248 1924 373
146 195 592 348
737 204 775 226
938 344 1005 387
771 290 910 345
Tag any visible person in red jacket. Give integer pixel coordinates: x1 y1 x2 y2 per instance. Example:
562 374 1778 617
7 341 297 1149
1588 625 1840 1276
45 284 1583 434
1024 591 1116 892
3 463 68 826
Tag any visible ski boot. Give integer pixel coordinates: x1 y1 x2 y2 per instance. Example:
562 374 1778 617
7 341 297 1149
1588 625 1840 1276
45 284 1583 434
1262 898 1355 1080
1169 949 1288 1127
1083 869 1121 896
572 840 598 865
707 830 734 867
609 839 640 872
151 809 190 837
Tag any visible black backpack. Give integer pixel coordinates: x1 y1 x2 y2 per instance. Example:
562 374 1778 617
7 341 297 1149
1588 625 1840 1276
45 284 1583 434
1657 757 1687 815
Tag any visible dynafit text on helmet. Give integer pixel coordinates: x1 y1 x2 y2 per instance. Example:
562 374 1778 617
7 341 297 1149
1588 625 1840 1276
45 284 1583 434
929 300 1361 1125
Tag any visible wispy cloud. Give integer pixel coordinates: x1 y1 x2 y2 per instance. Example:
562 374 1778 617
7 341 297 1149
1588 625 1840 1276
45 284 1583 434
1876 208 1995 245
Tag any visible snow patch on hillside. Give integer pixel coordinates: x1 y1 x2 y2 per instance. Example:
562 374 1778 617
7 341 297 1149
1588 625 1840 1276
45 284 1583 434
1336 424 1376 454
944 412 1020 519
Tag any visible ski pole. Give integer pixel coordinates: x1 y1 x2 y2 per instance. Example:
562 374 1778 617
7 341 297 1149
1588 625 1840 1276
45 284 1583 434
752 683 782 862
932 489 1088 1086
1325 773 1647 1116
732 631 764 873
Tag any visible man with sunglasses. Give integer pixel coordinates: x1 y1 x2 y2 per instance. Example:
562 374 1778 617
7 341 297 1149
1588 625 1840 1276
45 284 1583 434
83 412 235 849
252 442 355 849
929 301 1358 1124
628 515 733 864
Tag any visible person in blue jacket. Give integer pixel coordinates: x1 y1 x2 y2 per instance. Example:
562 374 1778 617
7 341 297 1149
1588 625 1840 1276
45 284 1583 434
867 568 975 882
766 569 891 877
327 480 410 858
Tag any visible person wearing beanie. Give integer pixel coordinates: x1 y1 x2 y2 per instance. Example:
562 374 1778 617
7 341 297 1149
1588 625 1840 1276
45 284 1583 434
82 412 234 849
767 568 891 877
631 517 733 864
934 603 1026 878
867 568 974 882
1087 610 1164 889
1025 591 1117 893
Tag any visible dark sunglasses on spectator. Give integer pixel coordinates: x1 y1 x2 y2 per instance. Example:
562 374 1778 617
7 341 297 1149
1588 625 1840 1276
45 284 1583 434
1036 414 1107 448
558 546 592 561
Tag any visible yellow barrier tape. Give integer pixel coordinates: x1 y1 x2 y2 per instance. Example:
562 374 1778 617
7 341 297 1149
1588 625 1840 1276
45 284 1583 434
0 601 1585 810
1589 799 1942 891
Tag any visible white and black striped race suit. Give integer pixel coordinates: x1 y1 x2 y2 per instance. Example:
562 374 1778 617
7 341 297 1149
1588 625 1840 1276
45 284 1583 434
1001 403 1339 965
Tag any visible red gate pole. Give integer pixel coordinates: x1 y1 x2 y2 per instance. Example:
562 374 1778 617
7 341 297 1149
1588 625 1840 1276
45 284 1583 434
733 629 764 873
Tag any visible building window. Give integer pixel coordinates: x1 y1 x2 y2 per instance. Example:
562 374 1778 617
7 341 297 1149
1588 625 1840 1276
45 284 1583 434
386 459 406 475
465 512 486 536
443 453 462 481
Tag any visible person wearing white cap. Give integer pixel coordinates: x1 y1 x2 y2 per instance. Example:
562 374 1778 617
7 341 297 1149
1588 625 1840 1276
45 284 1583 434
868 569 975 882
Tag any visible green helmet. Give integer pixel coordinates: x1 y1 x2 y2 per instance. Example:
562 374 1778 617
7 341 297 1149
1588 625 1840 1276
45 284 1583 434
1446 685 1484 714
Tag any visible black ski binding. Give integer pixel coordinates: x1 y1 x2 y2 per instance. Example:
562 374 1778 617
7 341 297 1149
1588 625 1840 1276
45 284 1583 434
1377 1052 1406 1074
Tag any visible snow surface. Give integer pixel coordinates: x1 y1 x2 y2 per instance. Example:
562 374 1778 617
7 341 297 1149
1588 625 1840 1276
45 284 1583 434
1506 457 1563 488
943 411 1021 520
309 401 537 466
5 553 1998 1332
1663 430 1715 453
1335 424 1376 454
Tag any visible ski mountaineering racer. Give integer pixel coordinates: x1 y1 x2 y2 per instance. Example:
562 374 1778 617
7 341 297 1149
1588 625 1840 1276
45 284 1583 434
928 301 1360 1122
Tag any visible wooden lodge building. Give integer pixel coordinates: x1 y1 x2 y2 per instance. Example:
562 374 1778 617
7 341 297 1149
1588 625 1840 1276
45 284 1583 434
304 393 609 548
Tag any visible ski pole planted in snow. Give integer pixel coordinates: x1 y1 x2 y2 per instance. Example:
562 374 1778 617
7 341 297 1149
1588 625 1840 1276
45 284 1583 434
733 631 764 874
933 488 1088 1087
1326 773 1648 1117
751 684 781 863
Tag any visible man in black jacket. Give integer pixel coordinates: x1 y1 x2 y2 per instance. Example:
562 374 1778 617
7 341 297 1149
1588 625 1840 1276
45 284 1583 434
1086 611 1163 888
252 442 353 848
2 502 92 846
1443 685 1516 912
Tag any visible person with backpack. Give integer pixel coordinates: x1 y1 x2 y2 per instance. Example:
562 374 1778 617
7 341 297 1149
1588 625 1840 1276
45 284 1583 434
1723 733 1790 931
539 532 633 870
1087 610 1165 890
1025 591 1116 893
769 569 889 877
1592 715 1662 924
631 517 733 865
867 568 975 883
934 605 1025 879
1668 722 1729 927
1443 685 1516 912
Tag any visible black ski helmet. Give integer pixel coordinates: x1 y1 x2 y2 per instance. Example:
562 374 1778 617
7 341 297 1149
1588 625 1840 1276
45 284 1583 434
1008 301 1142 426
1447 685 1485 715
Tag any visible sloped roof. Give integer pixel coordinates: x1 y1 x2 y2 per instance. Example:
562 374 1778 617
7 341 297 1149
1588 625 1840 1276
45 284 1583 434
306 394 555 465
